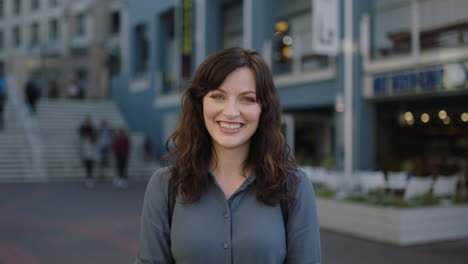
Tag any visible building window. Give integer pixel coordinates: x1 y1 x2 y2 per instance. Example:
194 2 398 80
13 0 21 15
134 23 149 75
50 0 59 8
372 0 468 59
13 26 21 47
110 11 120 35
76 13 86 37
220 1 243 49
107 50 121 76
30 22 39 47
160 10 177 94
0 30 4 51
32 0 39 11
0 0 4 19
418 0 468 51
49 18 59 41
371 0 412 58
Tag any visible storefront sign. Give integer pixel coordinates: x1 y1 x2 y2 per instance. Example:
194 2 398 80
371 63 468 97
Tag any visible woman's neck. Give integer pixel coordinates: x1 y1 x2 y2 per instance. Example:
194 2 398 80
211 146 249 180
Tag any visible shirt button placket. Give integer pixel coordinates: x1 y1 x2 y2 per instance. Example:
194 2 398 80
223 243 229 249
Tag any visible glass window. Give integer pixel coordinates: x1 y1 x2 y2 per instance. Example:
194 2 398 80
110 11 120 35
371 0 412 58
13 0 21 15
76 13 86 37
50 18 59 41
50 0 59 7
160 10 177 94
0 30 4 50
32 0 40 11
13 25 21 47
134 23 149 75
419 0 468 51
221 2 243 49
30 22 40 47
0 0 4 19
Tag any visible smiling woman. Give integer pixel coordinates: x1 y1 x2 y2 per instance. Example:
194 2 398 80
203 67 261 153
135 47 321 264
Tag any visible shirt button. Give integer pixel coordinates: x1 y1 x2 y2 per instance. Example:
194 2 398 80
224 212 229 218
223 243 229 249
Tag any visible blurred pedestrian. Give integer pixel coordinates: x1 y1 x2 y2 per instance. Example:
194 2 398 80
81 133 98 189
0 77 6 130
112 128 131 189
79 115 96 141
96 119 114 179
67 80 79 99
24 79 40 114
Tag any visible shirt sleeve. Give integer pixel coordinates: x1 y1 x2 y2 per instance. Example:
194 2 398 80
135 167 173 264
285 170 322 264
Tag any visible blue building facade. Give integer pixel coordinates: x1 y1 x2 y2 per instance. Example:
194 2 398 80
111 0 375 171
112 0 468 176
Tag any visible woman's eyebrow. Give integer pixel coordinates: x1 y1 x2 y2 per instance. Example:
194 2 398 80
214 88 256 95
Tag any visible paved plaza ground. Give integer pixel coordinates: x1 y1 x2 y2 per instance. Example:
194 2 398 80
1 180 467 264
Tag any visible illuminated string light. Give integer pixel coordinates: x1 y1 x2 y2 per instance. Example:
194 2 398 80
404 111 413 122
438 110 447 120
443 116 451 125
421 113 430 123
461 113 468 122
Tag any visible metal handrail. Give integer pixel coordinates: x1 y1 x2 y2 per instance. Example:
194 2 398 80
6 75 47 180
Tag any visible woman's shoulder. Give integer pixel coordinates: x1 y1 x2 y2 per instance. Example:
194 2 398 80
148 166 173 187
145 167 175 203
291 168 314 198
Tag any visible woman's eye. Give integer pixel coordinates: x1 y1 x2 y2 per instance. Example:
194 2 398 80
242 97 257 103
210 94 224 100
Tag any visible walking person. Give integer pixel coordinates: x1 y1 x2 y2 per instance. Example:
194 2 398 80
112 128 131 188
79 115 96 141
24 79 40 114
81 134 98 189
96 119 113 179
135 48 321 264
0 77 6 130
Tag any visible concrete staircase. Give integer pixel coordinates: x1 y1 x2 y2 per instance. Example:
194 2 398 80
0 102 35 181
0 97 159 182
36 99 159 181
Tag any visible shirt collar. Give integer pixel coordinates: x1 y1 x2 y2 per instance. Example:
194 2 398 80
208 168 257 191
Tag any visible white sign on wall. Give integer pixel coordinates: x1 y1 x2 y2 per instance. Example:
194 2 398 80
312 0 340 55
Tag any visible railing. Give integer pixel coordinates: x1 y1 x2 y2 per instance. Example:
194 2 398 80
370 0 468 59
7 75 47 180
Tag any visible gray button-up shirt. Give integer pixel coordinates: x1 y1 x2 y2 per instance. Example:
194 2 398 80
136 167 321 264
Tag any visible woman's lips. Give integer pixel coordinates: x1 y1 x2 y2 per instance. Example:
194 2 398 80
217 121 243 134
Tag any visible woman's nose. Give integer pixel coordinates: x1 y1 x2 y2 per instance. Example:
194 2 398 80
222 99 240 118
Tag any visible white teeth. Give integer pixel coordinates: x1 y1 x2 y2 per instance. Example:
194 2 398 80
219 122 241 129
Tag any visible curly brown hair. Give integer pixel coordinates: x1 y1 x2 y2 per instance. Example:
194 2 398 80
165 47 298 206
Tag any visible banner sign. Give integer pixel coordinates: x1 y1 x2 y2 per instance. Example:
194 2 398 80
312 0 340 55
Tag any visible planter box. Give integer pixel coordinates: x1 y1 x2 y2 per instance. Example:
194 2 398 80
316 198 468 246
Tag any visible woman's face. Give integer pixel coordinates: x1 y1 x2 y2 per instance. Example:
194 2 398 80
202 67 261 153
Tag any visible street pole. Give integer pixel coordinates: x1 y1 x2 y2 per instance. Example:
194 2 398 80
343 0 354 180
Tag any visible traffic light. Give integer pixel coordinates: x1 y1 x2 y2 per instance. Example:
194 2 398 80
274 21 293 65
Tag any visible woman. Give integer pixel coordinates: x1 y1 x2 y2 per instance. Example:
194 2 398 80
136 47 321 264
